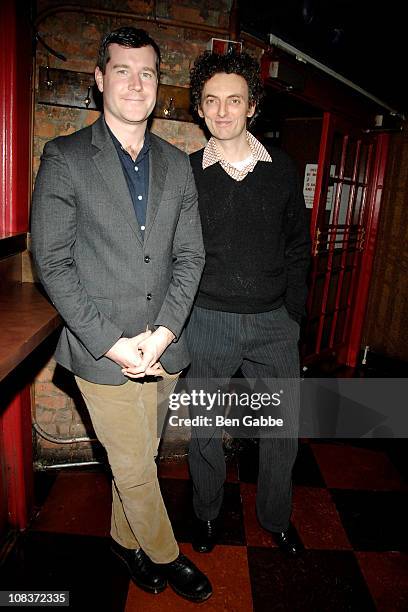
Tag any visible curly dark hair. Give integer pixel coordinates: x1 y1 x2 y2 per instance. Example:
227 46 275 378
97 27 161 76
190 50 264 115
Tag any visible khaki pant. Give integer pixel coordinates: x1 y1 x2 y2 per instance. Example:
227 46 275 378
75 373 179 564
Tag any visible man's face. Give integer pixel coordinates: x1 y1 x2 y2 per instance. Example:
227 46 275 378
95 43 158 127
198 72 255 143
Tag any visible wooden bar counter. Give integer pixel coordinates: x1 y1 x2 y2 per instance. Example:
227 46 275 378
0 282 61 383
0 237 62 532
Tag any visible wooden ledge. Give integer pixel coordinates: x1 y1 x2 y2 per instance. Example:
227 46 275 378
0 283 61 383
0 233 27 259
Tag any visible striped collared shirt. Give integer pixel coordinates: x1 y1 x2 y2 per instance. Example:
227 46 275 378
202 131 272 181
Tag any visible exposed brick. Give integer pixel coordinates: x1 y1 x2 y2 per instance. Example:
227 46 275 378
37 395 68 410
35 382 60 396
55 422 73 437
84 110 100 126
36 363 55 383
69 423 89 437
213 9 229 29
37 435 60 450
126 0 155 16
183 28 212 43
35 407 57 426
170 5 205 24
54 407 75 423
79 44 99 62
35 120 57 138
58 123 77 136
64 39 86 57
82 23 101 41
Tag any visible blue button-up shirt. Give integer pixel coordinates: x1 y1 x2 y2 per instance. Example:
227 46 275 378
107 122 150 235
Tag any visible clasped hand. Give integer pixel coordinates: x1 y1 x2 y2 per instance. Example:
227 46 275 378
104 327 175 378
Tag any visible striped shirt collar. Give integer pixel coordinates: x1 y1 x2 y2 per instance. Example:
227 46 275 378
202 131 272 181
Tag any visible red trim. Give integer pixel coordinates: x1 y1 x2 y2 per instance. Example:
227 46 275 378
302 112 389 369
346 133 389 365
1 384 33 529
329 139 362 347
337 141 375 364
0 0 32 235
310 112 331 238
0 0 35 536
305 112 331 338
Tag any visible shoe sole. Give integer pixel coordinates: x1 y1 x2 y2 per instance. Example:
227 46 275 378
168 582 213 603
111 547 167 594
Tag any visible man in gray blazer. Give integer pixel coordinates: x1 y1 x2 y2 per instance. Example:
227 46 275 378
31 27 211 603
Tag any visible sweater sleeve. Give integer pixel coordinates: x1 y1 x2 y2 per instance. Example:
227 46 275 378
283 160 312 324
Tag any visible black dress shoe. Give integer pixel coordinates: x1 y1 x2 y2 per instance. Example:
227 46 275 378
162 553 212 602
110 539 166 594
192 518 218 553
270 524 304 556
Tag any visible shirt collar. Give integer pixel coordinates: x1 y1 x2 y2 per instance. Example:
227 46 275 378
202 131 272 181
105 119 151 161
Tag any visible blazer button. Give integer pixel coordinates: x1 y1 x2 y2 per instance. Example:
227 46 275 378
146 293 152 300
144 255 151 263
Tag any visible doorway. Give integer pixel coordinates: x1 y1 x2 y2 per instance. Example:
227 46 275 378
257 92 389 369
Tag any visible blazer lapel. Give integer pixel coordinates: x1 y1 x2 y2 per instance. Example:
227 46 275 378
145 135 168 241
91 117 143 244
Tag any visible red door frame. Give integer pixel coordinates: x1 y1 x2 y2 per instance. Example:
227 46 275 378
262 50 391 368
0 1 32 235
0 0 34 534
1 384 34 531
345 132 389 365
304 112 389 367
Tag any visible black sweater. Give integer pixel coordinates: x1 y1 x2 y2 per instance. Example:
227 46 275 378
189 147 311 323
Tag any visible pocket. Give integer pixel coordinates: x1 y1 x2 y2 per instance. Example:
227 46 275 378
158 362 182 379
282 305 300 332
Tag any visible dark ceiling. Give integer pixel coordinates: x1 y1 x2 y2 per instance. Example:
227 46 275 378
238 0 406 112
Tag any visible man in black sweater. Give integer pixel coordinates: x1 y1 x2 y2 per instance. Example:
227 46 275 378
185 51 311 555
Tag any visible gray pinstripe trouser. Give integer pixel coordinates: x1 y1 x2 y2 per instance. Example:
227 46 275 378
185 304 300 532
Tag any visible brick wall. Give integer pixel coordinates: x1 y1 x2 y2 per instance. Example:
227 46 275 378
32 332 102 466
30 0 234 466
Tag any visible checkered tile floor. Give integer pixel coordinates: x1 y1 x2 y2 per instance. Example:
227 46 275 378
1 438 407 611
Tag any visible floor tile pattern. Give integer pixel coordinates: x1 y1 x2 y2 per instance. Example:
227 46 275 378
1 437 406 611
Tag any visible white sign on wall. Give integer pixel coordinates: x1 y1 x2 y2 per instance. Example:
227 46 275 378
303 163 336 209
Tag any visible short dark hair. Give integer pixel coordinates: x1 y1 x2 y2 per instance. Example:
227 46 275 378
190 51 264 115
97 26 161 76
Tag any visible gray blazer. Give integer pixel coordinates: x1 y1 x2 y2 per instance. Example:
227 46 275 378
31 116 205 384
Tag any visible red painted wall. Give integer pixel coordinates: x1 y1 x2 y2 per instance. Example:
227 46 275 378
0 0 32 235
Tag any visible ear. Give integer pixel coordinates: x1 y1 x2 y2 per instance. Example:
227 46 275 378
198 106 204 118
94 67 104 93
247 103 256 118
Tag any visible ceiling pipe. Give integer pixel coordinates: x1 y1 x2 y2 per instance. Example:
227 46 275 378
268 33 404 118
